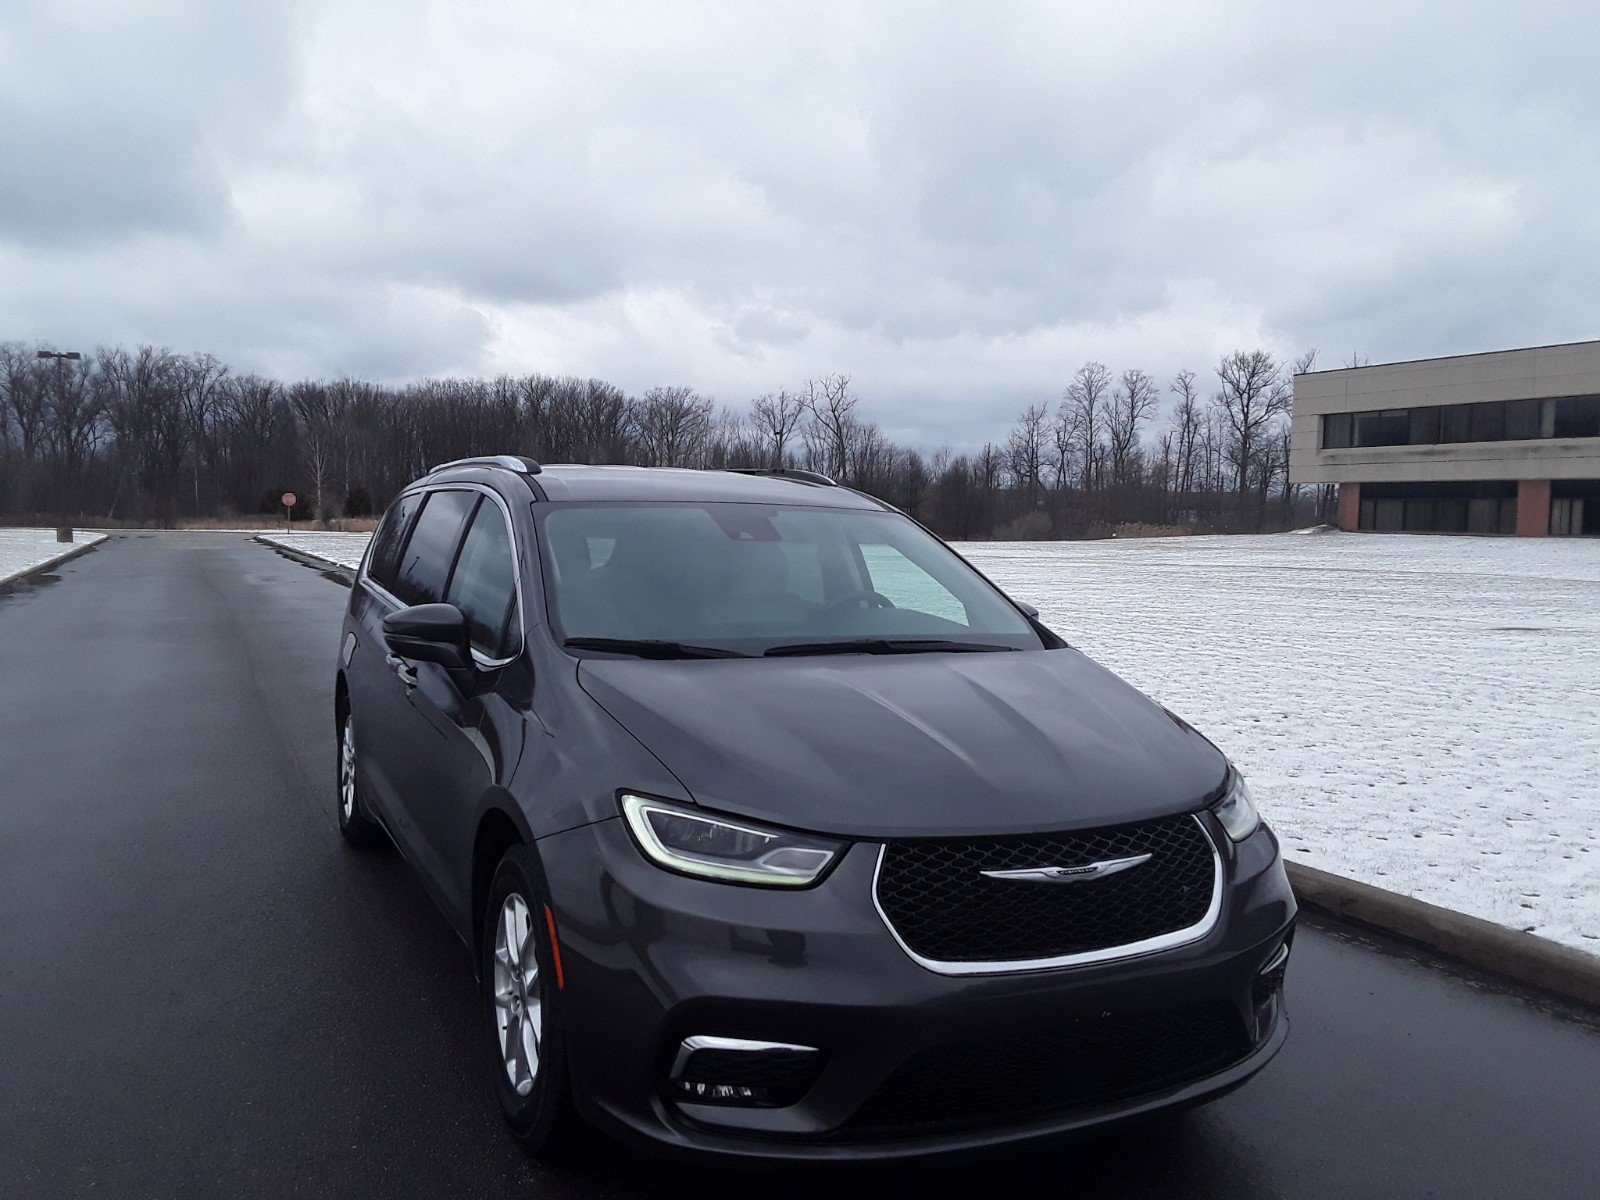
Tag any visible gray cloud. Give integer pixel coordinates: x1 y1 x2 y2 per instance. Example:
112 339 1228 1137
4 0 1600 451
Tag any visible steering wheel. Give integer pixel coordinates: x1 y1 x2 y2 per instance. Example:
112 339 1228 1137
818 588 896 620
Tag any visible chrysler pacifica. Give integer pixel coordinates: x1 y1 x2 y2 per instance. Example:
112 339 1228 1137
333 455 1295 1162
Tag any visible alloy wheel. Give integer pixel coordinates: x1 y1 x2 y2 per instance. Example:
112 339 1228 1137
339 721 357 820
492 893 543 1097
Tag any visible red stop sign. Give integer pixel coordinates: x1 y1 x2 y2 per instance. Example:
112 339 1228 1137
281 492 297 508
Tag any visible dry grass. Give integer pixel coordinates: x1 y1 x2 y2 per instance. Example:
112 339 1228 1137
1107 522 1195 539
178 517 380 532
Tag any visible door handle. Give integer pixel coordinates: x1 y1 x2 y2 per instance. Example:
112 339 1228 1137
385 654 418 688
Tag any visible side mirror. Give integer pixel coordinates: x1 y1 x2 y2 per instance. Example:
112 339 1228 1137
1015 601 1040 618
383 603 473 671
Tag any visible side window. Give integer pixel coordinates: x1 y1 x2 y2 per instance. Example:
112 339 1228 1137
391 490 476 607
367 492 421 590
445 500 520 659
859 543 969 625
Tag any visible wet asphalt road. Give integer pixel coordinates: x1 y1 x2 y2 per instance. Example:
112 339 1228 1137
1 531 1597 1199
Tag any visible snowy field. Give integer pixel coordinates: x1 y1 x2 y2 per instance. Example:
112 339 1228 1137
262 528 1600 955
0 528 107 585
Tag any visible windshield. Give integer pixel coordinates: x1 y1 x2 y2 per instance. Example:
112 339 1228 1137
536 502 1042 656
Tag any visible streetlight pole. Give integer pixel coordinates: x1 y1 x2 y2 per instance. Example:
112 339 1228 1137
35 351 83 540
36 350 82 401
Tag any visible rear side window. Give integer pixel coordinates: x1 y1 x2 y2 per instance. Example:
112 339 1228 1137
367 492 421 589
445 500 520 659
391 490 476 606
859 543 968 625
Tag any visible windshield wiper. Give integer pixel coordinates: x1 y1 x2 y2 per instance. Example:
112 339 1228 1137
763 638 1020 657
564 637 748 660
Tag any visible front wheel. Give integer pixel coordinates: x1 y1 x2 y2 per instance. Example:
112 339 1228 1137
336 712 384 847
482 846 576 1155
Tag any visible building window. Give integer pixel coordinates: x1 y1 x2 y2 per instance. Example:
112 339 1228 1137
1408 407 1441 444
1468 401 1506 441
1355 409 1409 446
1551 480 1600 535
1372 498 1404 530
1321 393 1600 451
1466 498 1501 534
1439 404 1473 443
1322 412 1353 449
1504 399 1542 440
1357 481 1518 534
1553 396 1600 438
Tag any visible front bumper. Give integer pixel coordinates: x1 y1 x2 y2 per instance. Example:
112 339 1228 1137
538 814 1296 1163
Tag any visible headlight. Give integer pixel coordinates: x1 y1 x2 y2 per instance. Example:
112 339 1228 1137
1211 768 1262 842
620 794 844 887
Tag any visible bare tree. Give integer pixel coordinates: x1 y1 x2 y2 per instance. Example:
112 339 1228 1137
99 346 186 515
1006 403 1050 508
1212 350 1294 531
749 389 806 468
1169 369 1203 497
2 335 1329 537
1 343 50 462
44 352 101 471
289 382 335 521
634 386 713 467
1107 368 1159 486
801 374 858 482
178 352 228 511
1049 403 1080 492
1063 361 1112 493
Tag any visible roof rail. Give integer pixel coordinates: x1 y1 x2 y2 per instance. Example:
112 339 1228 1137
726 467 837 487
427 455 542 476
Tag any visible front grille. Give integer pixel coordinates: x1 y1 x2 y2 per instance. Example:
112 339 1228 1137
843 1001 1250 1137
875 813 1216 965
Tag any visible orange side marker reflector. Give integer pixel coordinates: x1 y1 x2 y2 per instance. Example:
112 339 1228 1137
544 904 566 990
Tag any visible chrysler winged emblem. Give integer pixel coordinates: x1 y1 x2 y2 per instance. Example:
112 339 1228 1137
980 853 1152 883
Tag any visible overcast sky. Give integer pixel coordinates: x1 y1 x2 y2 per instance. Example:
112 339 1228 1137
4 1 1599 449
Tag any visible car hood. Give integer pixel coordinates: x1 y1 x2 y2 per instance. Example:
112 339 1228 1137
578 648 1228 839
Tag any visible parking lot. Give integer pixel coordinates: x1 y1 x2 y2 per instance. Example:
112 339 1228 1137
2 532 1598 1199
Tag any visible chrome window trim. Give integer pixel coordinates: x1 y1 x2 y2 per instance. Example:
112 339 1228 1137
359 483 527 669
870 813 1224 977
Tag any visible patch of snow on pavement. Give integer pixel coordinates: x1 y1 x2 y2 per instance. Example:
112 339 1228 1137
0 528 108 584
259 533 369 572
265 527 1600 955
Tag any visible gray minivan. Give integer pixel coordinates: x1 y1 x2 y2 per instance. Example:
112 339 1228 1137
335 455 1295 1162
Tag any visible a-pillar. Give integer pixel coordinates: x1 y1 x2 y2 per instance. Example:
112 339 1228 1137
1336 482 1361 532
1516 479 1551 537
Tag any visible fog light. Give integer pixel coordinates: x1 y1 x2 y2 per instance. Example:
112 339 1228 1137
1253 940 1291 1004
669 1036 824 1108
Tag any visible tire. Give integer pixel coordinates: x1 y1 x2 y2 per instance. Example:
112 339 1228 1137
336 710 385 848
481 845 577 1155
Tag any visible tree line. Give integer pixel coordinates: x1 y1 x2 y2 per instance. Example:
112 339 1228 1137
0 341 1327 538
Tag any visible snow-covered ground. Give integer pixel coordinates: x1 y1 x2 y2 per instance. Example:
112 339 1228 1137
0 528 108 585
259 532 368 572
262 527 1600 955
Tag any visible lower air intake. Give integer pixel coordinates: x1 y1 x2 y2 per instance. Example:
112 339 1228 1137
842 1000 1250 1138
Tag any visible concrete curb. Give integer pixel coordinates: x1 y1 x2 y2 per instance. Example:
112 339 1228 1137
0 535 108 589
1287 862 1600 1010
255 536 357 586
